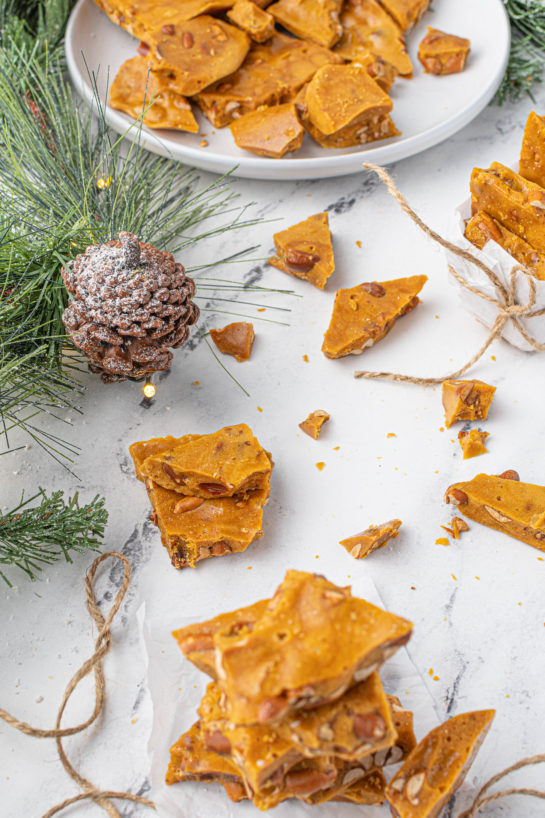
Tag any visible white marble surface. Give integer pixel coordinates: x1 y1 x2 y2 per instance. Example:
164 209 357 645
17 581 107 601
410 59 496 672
3 86 545 818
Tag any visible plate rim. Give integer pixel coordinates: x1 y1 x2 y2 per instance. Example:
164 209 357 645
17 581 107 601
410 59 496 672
65 0 511 180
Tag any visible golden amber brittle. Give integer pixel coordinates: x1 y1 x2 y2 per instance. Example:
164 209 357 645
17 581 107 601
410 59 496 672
268 0 343 48
377 0 430 31
299 409 330 439
94 0 236 40
214 569 413 725
465 210 545 282
334 0 412 77
386 711 495 818
195 33 343 128
470 162 545 254
146 16 250 97
145 478 268 568
230 102 304 157
129 434 200 481
109 56 198 132
172 598 269 676
269 212 334 289
300 64 398 150
227 0 275 41
441 379 496 428
520 110 545 189
322 276 427 359
458 429 489 459
418 26 470 75
166 722 242 785
140 423 272 496
210 321 255 361
340 519 402 559
445 473 545 552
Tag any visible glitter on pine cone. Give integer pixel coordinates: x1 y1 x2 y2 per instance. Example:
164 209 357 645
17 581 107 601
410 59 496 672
62 232 199 383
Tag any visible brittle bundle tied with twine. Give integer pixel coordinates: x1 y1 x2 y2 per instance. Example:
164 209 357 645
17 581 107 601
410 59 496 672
354 164 545 386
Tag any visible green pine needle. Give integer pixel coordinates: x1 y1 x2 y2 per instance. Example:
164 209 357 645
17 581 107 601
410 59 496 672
0 489 107 586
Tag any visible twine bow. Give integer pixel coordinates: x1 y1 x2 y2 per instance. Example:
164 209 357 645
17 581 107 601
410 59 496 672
354 163 545 385
0 551 155 818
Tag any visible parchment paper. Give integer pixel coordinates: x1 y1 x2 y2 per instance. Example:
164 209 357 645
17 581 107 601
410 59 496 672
139 574 441 817
447 198 545 352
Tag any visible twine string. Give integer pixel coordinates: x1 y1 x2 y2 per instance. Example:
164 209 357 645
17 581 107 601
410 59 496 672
354 163 545 385
0 551 156 818
458 753 545 817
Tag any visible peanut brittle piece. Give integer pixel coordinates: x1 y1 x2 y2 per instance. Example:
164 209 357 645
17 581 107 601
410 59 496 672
470 162 545 253
458 429 489 459
195 33 343 127
94 0 235 40
140 424 272 497
227 0 275 42
200 674 396 766
378 695 417 765
378 0 430 31
445 473 545 552
145 479 269 567
268 0 342 48
322 276 427 359
268 212 334 289
166 722 242 785
145 16 250 97
210 321 255 360
230 102 304 157
441 379 496 428
109 56 198 132
172 599 269 676
340 519 402 559
354 51 398 91
299 64 400 149
299 409 330 439
465 210 545 282
334 0 412 77
418 27 470 75
386 710 495 818
332 769 387 804
214 569 413 725
129 434 200 481
520 110 545 189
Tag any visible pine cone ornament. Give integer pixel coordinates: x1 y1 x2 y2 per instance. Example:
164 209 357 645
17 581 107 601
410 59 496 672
62 232 199 383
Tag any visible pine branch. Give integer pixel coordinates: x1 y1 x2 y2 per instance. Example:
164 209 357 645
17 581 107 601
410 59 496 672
495 36 544 105
0 489 107 586
0 9 261 463
497 1 545 105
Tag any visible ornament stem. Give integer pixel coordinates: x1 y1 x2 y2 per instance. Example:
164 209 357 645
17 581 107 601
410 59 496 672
119 231 141 269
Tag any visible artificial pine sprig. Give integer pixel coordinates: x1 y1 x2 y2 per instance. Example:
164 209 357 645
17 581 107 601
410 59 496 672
497 0 545 104
0 489 107 586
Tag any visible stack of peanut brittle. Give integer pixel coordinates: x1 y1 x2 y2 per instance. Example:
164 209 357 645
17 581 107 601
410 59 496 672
167 569 417 808
129 424 273 568
167 570 496 814
97 0 435 157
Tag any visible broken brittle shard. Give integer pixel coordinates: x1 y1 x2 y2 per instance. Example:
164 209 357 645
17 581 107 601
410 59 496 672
445 473 545 552
386 710 495 817
322 275 427 359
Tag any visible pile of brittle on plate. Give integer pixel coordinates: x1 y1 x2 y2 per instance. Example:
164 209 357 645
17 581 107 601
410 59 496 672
167 569 494 812
96 0 451 157
129 424 273 568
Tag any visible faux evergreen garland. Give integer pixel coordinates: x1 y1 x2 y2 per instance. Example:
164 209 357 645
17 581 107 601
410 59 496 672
498 0 545 104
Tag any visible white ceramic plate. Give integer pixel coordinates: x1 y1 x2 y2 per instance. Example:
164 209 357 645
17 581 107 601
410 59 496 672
66 0 510 180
